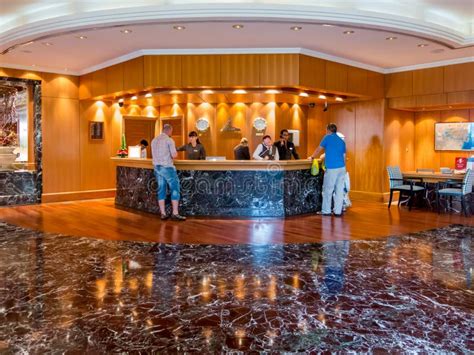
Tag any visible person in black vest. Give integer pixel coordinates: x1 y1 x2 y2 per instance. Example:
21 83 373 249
233 137 251 160
274 129 299 160
252 135 280 160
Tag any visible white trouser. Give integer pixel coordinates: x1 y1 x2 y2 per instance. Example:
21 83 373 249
322 167 346 214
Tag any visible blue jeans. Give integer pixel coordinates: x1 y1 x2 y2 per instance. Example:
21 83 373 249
153 165 180 201
322 167 346 215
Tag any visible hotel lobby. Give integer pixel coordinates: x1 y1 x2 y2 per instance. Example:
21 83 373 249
0 1 473 352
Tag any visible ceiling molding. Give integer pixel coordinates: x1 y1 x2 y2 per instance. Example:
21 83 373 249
1 48 473 77
1 4 471 52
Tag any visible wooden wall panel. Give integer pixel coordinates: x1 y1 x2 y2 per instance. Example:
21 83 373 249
447 91 474 105
79 101 120 190
413 67 444 95
220 55 260 87
347 67 368 96
41 73 79 99
299 55 325 90
181 55 221 87
123 57 144 92
415 94 447 108
91 69 107 97
259 54 299 87
366 71 384 98
384 108 415 190
0 67 42 81
106 63 124 94
144 55 182 88
42 97 81 193
328 104 355 179
186 102 217 157
325 62 348 93
79 72 93 99
385 71 413 98
306 105 328 156
216 103 248 159
444 62 474 92
354 100 385 193
275 103 308 158
388 96 416 110
414 111 441 170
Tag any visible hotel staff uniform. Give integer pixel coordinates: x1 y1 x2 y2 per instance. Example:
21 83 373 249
252 144 280 161
274 140 299 160
233 144 250 160
177 143 206 160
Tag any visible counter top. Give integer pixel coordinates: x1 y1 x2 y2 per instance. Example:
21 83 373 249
111 157 315 171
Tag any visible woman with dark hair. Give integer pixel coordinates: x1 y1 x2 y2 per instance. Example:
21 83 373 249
177 131 206 160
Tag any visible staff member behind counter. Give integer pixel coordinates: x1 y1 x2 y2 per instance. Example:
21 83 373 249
177 131 206 160
274 129 299 160
253 135 280 161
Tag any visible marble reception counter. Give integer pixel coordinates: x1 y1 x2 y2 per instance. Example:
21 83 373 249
112 158 323 217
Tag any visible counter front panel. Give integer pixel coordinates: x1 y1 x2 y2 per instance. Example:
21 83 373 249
113 159 322 217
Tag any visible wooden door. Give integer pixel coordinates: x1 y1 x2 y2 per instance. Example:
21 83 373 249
124 118 156 157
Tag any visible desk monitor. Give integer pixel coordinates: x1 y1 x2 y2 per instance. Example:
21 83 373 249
206 156 226 161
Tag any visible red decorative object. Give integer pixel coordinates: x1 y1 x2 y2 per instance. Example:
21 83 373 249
455 157 467 170
117 149 128 158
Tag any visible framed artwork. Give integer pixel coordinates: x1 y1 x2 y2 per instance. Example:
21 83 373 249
435 122 473 151
288 129 300 147
89 121 104 140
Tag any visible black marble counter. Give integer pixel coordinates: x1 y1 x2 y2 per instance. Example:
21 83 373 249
0 222 472 353
115 164 322 217
0 170 38 206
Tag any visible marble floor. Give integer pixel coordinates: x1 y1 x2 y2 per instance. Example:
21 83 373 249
0 222 472 353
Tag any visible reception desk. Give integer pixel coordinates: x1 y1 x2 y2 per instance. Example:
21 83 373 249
112 158 322 217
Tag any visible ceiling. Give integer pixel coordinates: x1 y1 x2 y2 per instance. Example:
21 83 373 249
0 0 473 75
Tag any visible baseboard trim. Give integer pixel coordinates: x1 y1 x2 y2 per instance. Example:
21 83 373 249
42 189 116 203
350 190 393 203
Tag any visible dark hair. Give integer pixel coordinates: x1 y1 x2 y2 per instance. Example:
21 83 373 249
262 135 272 141
140 139 148 147
188 131 201 145
280 129 289 138
326 123 337 133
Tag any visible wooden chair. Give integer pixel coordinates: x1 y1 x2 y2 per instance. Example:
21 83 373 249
387 166 425 211
436 169 473 217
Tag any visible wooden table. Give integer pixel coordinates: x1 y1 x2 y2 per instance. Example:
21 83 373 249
402 171 465 183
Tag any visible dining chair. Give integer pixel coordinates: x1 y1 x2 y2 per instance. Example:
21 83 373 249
436 169 473 217
387 166 425 211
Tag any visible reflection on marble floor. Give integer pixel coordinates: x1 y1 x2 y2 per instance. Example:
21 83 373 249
0 223 472 353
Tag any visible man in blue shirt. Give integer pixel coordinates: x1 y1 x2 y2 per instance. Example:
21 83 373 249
309 123 346 216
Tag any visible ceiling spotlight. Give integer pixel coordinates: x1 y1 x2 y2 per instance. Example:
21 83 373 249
299 92 309 97
131 95 137 100
343 30 354 34
386 36 397 40
265 89 281 94
232 24 244 29
318 94 327 99
145 93 152 98
77 35 87 40
322 24 334 27
335 97 344 102
418 43 429 47
170 90 183 94
233 89 247 94
290 26 303 31
42 42 53 46
120 29 132 34
201 90 214 94
173 25 186 30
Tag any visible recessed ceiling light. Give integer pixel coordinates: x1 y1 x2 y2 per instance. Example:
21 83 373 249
335 97 344 102
170 90 183 94
21 50 32 54
201 90 214 94
290 26 303 31
386 37 397 41
265 89 281 94
318 94 327 99
417 43 429 47
120 29 132 34
299 92 309 97
431 48 445 54
232 24 244 29
145 93 152 98
322 24 334 27
233 89 247 94
118 98 124 103
42 42 53 46
343 30 354 34
131 96 137 101
77 35 87 40
173 25 185 30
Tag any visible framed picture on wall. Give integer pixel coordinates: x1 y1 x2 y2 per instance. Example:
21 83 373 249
435 122 474 151
288 129 300 146
89 121 104 140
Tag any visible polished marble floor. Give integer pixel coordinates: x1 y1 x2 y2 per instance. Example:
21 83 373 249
0 222 472 352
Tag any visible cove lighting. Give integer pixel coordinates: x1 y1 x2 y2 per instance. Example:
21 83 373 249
233 89 247 94
265 89 281 94
318 94 326 99
299 92 309 97
145 93 152 98
335 97 344 102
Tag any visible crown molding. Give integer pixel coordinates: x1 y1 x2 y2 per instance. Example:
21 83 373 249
0 62 77 76
384 56 474 73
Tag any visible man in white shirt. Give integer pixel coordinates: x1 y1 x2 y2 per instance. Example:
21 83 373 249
253 135 280 161
151 124 186 221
